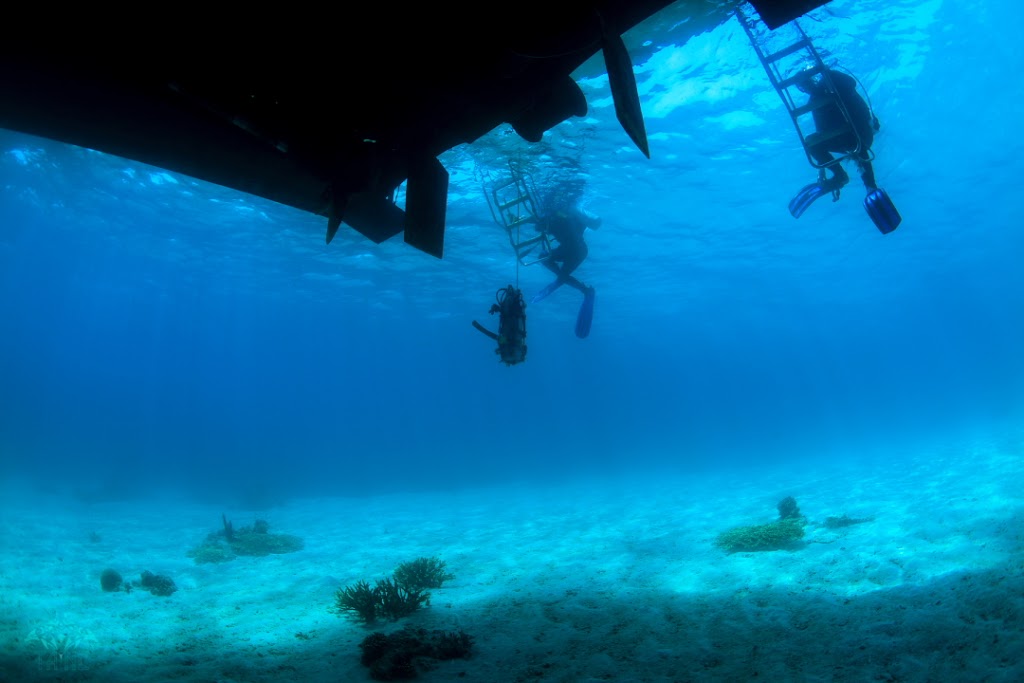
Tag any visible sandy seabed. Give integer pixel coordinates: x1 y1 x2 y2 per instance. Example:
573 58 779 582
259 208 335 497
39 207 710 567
2 440 1022 682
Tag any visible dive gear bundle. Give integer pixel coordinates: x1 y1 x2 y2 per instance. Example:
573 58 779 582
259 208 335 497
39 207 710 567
472 285 528 366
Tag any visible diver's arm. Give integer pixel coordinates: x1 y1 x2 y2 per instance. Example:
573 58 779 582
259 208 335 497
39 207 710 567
579 208 602 230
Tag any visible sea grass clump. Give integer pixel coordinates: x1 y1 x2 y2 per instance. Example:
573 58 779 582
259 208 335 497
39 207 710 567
334 557 455 624
374 578 430 621
336 580 380 623
335 578 430 624
393 556 455 591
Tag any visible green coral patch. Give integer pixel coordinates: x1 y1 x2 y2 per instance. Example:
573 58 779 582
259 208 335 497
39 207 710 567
715 518 806 553
187 541 236 564
187 518 304 564
231 532 304 556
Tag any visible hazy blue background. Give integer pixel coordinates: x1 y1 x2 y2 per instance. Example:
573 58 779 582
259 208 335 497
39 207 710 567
1 0 1021 502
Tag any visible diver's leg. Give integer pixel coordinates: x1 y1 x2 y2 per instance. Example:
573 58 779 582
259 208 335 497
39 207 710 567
558 242 588 279
809 146 849 187
532 247 568 304
562 275 592 294
534 242 591 302
790 145 848 218
857 155 878 191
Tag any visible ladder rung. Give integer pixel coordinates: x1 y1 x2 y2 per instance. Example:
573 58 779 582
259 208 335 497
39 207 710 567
765 39 811 64
777 65 822 91
507 215 535 228
513 235 545 248
498 195 529 211
791 98 833 118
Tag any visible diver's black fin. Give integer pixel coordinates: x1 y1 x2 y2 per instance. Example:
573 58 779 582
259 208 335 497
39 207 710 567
575 288 596 339
864 188 902 234
602 24 649 158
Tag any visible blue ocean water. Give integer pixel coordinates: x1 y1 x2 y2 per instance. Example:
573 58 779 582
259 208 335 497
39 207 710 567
1 2 1023 680
3 0 1021 499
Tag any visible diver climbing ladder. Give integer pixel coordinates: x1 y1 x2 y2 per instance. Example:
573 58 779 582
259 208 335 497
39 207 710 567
484 162 553 267
735 4 869 171
736 3 901 234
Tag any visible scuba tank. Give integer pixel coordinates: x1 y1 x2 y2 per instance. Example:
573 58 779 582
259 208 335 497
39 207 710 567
472 285 527 366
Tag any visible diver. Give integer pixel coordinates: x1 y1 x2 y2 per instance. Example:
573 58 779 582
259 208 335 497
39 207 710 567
788 67 901 234
530 185 601 338
472 285 527 366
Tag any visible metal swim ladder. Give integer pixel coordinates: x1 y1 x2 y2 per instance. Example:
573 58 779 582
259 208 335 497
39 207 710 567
484 161 553 267
735 3 868 172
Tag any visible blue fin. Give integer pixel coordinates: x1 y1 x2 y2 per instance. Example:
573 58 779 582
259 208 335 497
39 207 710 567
574 288 595 339
788 182 828 219
864 188 902 234
531 279 563 304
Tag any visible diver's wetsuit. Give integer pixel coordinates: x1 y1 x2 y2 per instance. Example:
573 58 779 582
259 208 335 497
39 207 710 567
806 69 878 190
531 193 601 337
538 205 597 289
